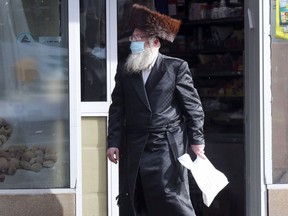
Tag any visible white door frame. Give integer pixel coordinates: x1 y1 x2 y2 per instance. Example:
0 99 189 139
106 1 119 216
245 0 271 215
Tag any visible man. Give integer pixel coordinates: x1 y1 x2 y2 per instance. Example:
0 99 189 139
107 3 206 216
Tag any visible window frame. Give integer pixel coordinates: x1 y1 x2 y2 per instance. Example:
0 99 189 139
0 0 82 213
266 0 288 190
68 0 82 215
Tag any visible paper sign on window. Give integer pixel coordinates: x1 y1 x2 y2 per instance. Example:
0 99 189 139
276 0 288 39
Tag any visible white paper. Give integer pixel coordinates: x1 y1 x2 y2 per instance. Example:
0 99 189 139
178 153 229 207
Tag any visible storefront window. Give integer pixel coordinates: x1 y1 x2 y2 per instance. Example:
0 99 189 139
0 0 69 188
80 0 107 101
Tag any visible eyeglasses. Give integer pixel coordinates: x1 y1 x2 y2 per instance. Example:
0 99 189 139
128 35 148 41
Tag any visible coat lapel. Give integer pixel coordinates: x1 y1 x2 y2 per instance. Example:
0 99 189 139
129 53 165 110
145 54 165 96
130 73 151 110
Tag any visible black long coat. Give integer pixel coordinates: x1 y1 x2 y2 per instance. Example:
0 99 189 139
108 53 205 216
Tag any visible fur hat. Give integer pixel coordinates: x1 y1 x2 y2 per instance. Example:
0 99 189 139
129 4 181 42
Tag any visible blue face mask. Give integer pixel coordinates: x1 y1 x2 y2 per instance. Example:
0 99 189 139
130 41 145 54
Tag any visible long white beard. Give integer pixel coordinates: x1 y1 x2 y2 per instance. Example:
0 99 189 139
125 47 158 74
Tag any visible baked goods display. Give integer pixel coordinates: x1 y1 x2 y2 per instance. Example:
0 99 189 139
0 117 58 182
0 118 13 146
0 145 57 182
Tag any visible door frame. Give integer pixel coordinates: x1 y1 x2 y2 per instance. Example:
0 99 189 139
107 1 119 216
106 0 272 215
245 0 271 215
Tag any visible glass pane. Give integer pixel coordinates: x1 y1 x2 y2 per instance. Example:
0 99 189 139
0 0 69 188
80 0 107 101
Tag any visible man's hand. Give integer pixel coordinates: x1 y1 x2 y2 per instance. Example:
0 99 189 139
191 144 206 159
107 147 119 164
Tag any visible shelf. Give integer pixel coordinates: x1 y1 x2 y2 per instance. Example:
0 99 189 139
205 132 244 143
193 48 244 54
163 47 244 56
181 16 244 26
160 9 245 136
194 71 243 77
201 96 243 100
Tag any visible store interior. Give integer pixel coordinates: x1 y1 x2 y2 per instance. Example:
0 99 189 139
161 1 245 216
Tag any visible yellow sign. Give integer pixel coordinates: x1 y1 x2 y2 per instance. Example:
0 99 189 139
276 0 288 39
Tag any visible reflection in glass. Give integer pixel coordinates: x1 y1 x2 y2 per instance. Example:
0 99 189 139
80 0 107 101
0 0 69 188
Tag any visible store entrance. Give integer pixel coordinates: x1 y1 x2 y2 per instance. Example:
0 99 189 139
157 1 246 215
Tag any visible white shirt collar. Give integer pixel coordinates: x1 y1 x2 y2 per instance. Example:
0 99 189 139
141 54 158 84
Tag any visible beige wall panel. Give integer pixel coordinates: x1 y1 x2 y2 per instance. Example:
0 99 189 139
268 189 288 216
271 43 288 183
0 193 75 216
82 148 106 172
83 193 107 216
82 117 107 148
82 117 107 216
82 170 106 193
